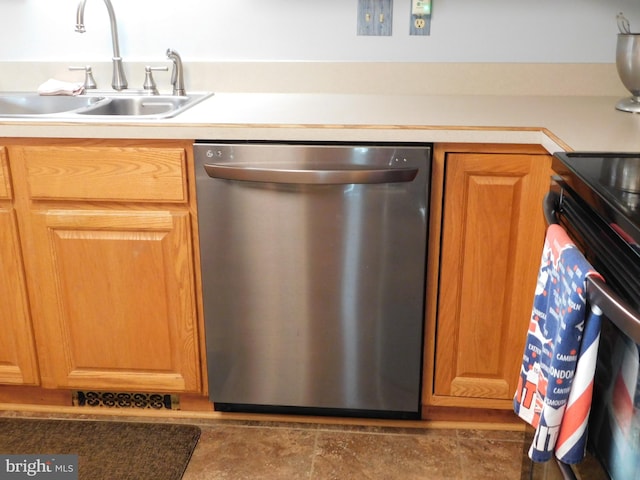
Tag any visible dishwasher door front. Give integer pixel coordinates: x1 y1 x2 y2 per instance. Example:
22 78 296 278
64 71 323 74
194 142 431 418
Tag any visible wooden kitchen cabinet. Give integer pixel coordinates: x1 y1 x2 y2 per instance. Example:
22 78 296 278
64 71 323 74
423 144 552 411
0 146 39 385
4 140 203 394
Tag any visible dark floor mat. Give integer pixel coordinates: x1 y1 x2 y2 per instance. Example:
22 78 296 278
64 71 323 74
0 418 200 480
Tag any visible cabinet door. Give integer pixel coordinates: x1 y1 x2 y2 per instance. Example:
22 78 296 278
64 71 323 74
0 148 39 385
28 208 201 392
433 152 550 406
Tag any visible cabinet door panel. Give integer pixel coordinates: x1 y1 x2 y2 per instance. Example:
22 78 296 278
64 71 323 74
0 209 39 385
434 152 550 404
30 209 200 392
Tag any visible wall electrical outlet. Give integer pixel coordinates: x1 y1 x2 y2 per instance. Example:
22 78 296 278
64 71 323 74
410 0 431 36
357 0 393 36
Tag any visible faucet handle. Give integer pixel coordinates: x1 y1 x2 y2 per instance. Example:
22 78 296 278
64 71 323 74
69 65 97 89
142 66 169 95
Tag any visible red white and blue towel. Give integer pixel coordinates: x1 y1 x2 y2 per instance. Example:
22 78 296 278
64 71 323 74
514 224 604 464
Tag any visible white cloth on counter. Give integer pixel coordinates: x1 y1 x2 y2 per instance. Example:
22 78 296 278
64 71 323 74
37 78 85 96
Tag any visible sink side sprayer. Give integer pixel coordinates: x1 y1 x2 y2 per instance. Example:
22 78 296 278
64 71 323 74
166 49 186 96
75 0 128 91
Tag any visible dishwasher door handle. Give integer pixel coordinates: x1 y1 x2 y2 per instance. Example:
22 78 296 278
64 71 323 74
203 164 419 185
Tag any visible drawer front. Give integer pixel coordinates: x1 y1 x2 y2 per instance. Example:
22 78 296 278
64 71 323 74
22 146 187 202
0 147 10 200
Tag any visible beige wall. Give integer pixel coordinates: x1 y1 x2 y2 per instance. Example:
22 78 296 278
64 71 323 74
0 62 627 97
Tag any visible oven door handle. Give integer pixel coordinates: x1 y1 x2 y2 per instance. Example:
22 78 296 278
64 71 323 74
544 191 640 343
543 190 560 225
587 276 640 343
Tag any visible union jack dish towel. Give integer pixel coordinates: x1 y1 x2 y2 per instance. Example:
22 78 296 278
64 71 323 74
514 224 604 464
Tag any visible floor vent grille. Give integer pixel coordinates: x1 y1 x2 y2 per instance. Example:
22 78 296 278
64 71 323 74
72 391 179 410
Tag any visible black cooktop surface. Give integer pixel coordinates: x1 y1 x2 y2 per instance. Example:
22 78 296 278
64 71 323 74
553 152 640 245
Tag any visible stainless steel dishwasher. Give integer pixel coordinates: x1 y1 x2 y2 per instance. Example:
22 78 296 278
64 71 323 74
193 142 431 419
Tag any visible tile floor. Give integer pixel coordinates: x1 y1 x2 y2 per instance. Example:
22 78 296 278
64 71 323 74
181 420 532 480
1 410 602 479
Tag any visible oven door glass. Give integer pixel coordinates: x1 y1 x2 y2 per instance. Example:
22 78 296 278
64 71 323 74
589 318 640 480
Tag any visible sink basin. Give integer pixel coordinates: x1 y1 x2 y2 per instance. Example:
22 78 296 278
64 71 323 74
0 94 103 115
76 95 205 118
0 92 212 119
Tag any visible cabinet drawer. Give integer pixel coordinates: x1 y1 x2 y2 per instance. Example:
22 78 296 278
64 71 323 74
22 146 187 202
0 147 11 200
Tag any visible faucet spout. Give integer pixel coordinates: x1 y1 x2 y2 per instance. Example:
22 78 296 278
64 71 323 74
166 49 186 96
75 0 128 91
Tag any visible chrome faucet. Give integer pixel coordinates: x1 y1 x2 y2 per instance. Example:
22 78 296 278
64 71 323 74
75 0 128 91
166 49 186 96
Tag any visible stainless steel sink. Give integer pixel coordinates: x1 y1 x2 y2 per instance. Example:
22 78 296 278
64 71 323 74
0 92 212 119
76 95 204 118
0 94 103 115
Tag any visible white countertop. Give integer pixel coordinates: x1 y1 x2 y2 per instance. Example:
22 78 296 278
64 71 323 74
1 93 639 153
